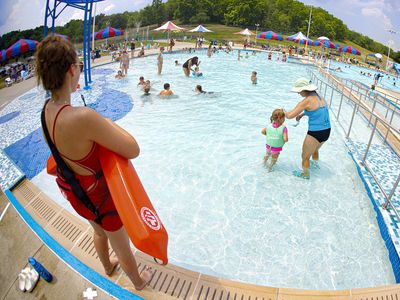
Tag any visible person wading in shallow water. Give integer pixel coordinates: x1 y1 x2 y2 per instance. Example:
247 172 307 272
284 78 331 179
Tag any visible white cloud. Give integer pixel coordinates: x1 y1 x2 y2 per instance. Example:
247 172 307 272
104 4 116 12
361 7 382 17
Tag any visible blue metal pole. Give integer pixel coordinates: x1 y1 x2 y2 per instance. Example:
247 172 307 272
51 0 57 34
87 0 93 84
82 1 89 89
43 0 50 37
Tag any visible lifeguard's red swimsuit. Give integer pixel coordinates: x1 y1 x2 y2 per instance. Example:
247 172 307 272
52 105 123 232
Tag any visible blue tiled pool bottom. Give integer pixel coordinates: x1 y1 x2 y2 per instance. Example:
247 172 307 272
4 86 133 179
347 140 400 281
0 111 20 125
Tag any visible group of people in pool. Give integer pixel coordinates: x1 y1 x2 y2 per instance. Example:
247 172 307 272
35 36 332 293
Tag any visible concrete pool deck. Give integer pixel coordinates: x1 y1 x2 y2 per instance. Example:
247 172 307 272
1 42 400 299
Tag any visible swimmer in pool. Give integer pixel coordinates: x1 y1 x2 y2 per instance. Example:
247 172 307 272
261 109 288 171
137 76 145 86
115 70 125 79
192 66 203 77
251 71 257 84
159 83 174 97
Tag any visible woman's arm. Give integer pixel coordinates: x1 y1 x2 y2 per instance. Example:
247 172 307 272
80 108 140 159
285 98 309 119
261 128 266 135
283 129 288 143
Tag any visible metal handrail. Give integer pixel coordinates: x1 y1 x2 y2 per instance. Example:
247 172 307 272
307 68 400 219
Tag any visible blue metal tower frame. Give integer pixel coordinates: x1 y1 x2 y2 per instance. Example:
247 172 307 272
44 0 104 89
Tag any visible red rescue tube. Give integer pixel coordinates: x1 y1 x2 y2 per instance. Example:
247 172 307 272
46 148 169 264
47 155 57 176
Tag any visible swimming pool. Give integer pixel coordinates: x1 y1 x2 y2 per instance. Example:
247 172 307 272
2 49 395 290
329 60 400 93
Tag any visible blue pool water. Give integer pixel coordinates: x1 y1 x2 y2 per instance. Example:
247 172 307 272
1 50 395 289
329 61 400 93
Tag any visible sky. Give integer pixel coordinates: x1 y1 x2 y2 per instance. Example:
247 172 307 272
0 0 399 51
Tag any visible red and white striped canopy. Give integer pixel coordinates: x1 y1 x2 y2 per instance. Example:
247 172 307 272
154 21 185 32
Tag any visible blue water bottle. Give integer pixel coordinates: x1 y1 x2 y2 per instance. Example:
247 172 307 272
28 257 53 282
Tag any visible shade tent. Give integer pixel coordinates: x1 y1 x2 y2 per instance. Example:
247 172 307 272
339 45 361 55
234 28 255 36
94 27 124 40
293 38 313 45
188 25 212 33
312 40 336 49
375 53 383 59
5 39 39 59
154 21 185 32
0 50 6 62
286 32 308 41
316 36 330 40
257 31 283 41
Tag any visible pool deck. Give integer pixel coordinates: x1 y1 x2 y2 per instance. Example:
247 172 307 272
1 42 400 299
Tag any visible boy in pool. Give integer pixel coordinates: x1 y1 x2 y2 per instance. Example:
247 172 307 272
251 71 257 84
137 76 145 86
115 70 125 79
159 83 174 96
143 80 151 95
261 109 288 171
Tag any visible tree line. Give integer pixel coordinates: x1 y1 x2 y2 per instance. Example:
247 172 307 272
1 0 399 63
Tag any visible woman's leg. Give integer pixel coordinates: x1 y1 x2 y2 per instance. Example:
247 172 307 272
183 68 190 77
297 135 321 178
311 142 324 168
89 221 118 275
105 226 154 290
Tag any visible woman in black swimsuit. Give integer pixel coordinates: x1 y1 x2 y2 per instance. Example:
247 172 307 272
183 56 200 77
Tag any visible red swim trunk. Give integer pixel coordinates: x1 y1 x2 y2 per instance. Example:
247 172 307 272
56 173 123 232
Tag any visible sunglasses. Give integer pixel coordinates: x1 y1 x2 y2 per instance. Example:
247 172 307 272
75 62 84 73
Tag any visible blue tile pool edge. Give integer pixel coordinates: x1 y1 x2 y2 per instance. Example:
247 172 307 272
346 150 400 282
4 189 144 300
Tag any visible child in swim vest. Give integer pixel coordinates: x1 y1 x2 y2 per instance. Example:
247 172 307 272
192 66 203 77
261 109 288 171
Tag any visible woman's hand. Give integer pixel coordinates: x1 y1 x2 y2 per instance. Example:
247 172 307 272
261 128 266 135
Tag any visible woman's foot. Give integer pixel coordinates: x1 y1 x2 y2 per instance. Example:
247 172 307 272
135 266 155 291
310 160 320 169
293 170 310 179
104 257 119 276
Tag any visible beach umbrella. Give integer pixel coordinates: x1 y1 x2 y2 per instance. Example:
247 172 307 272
234 28 255 36
257 31 283 41
188 25 213 33
94 27 124 40
312 39 336 49
339 45 361 55
316 36 330 41
0 50 6 62
154 21 185 40
5 39 39 59
154 21 185 32
375 53 383 59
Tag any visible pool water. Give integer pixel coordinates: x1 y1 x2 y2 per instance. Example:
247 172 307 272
23 50 395 289
329 60 400 93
